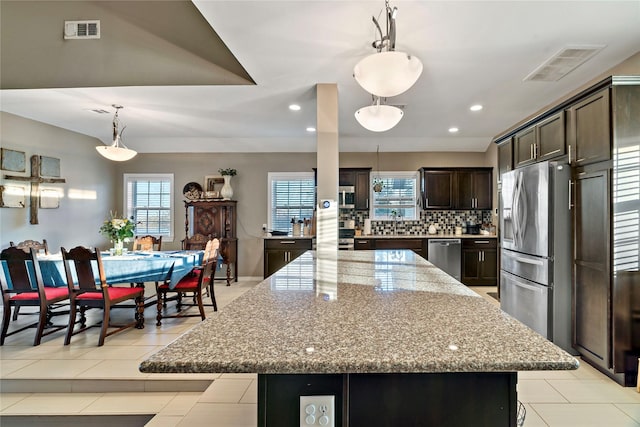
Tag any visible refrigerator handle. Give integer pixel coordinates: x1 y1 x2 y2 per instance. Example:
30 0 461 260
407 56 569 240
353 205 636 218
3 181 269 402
509 276 544 293
568 144 572 164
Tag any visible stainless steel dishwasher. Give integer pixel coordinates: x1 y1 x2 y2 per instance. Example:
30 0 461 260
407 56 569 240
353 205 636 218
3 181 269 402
427 239 462 281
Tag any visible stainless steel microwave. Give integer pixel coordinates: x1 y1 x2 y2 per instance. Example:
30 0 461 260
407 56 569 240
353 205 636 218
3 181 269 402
339 186 355 209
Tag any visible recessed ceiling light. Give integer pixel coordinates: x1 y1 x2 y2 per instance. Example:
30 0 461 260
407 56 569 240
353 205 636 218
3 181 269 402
289 104 301 111
448 127 459 133
306 127 316 132
470 104 483 112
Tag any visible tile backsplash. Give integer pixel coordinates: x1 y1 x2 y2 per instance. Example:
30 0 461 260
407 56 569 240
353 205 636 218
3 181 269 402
341 210 493 235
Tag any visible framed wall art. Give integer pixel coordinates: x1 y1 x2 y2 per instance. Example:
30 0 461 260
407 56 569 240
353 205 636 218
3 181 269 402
0 184 26 208
1 148 26 172
39 156 61 177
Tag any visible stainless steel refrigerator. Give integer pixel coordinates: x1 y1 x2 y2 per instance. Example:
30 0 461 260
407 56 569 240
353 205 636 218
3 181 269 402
499 160 575 354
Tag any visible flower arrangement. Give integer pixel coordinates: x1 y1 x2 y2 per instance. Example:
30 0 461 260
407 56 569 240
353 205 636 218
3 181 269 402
218 168 237 176
99 212 136 242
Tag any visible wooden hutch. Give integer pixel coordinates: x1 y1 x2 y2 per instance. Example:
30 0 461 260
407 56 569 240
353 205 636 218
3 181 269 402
183 199 237 285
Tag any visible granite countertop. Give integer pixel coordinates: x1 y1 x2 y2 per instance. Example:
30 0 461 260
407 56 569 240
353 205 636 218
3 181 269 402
140 250 577 375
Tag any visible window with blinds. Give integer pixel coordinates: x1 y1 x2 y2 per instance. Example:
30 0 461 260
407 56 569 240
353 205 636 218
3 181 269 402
370 171 418 220
268 172 315 232
124 174 174 240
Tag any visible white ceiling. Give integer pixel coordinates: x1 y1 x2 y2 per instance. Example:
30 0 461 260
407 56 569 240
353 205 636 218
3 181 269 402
1 0 639 153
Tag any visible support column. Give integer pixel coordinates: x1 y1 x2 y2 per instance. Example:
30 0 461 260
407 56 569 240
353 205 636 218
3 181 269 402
316 83 339 252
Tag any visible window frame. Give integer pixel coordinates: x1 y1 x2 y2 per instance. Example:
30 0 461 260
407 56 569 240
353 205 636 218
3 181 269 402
123 173 175 242
370 171 419 221
267 172 316 232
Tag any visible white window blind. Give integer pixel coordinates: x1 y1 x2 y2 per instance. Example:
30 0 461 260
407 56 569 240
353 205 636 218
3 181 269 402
124 174 174 240
371 171 418 220
268 172 315 232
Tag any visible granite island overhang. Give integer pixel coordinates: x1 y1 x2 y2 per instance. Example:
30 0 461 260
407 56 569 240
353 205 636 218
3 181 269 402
140 250 578 426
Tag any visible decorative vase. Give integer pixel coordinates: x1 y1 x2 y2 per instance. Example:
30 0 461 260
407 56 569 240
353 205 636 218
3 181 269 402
113 239 124 256
220 175 234 200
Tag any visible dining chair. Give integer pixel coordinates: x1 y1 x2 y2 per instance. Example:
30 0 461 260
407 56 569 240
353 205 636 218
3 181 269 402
61 246 145 346
156 239 219 325
133 235 162 251
10 239 49 255
9 239 50 321
181 233 210 250
0 247 68 346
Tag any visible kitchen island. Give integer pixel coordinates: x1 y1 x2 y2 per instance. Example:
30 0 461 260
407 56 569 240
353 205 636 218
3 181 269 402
140 250 578 426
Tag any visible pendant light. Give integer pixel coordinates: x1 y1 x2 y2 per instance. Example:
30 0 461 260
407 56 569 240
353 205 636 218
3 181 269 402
353 0 423 98
355 96 403 132
96 105 137 162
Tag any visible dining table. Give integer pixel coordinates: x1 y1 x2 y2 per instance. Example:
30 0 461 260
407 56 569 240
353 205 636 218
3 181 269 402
4 250 205 290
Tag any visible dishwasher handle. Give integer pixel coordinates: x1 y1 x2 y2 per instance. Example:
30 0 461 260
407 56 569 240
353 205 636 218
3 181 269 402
429 239 461 245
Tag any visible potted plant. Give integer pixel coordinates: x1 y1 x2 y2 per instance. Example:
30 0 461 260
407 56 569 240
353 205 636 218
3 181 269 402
218 168 237 176
373 177 384 193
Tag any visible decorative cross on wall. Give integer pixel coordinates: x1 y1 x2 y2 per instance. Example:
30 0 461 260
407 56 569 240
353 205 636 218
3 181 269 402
4 155 66 224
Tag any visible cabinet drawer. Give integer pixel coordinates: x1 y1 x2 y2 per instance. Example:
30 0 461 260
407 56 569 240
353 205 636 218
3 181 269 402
462 239 497 249
264 239 313 250
354 239 374 249
375 239 423 250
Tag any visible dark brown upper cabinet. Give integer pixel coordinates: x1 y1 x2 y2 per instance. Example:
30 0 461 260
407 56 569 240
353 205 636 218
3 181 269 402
456 169 493 210
421 169 454 209
339 168 371 210
497 138 513 181
514 111 565 167
567 87 611 167
420 168 492 211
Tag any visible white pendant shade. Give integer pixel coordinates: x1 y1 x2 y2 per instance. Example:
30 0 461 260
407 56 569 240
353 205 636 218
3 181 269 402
355 104 403 132
353 51 423 98
96 136 137 161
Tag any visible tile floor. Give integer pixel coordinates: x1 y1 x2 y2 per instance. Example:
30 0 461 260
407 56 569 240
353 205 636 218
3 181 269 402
1 282 639 426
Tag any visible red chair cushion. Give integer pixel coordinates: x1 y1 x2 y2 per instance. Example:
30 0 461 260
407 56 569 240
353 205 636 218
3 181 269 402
10 287 69 301
158 276 209 291
76 287 143 300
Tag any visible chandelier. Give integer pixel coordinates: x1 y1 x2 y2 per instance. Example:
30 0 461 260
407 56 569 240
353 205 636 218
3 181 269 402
95 105 137 162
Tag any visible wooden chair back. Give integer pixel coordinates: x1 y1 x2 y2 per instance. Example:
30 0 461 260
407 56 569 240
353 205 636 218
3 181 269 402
0 246 45 296
61 246 108 293
182 233 210 250
203 238 220 263
10 239 49 255
133 235 162 251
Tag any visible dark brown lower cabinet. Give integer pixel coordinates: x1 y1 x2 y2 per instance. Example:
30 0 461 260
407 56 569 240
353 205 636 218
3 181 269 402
258 372 517 427
264 239 313 278
461 239 497 286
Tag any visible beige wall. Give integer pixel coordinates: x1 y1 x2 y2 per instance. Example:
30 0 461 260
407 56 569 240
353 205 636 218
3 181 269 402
112 150 494 278
0 112 118 251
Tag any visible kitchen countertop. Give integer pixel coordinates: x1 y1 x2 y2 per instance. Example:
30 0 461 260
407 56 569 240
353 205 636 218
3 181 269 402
140 249 577 375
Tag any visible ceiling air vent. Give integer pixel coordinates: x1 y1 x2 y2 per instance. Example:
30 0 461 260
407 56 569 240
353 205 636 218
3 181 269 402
524 45 604 82
64 20 100 40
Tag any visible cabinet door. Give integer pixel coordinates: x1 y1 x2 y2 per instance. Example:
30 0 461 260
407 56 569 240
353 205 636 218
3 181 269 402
354 170 370 210
537 111 566 161
456 170 474 209
339 170 355 186
423 170 454 209
497 139 513 179
479 248 498 284
514 126 536 167
570 88 611 166
473 170 493 210
461 248 481 285
573 168 611 370
264 250 288 278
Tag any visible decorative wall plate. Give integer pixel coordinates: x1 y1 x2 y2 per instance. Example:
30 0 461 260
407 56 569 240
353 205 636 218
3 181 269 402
183 182 203 200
